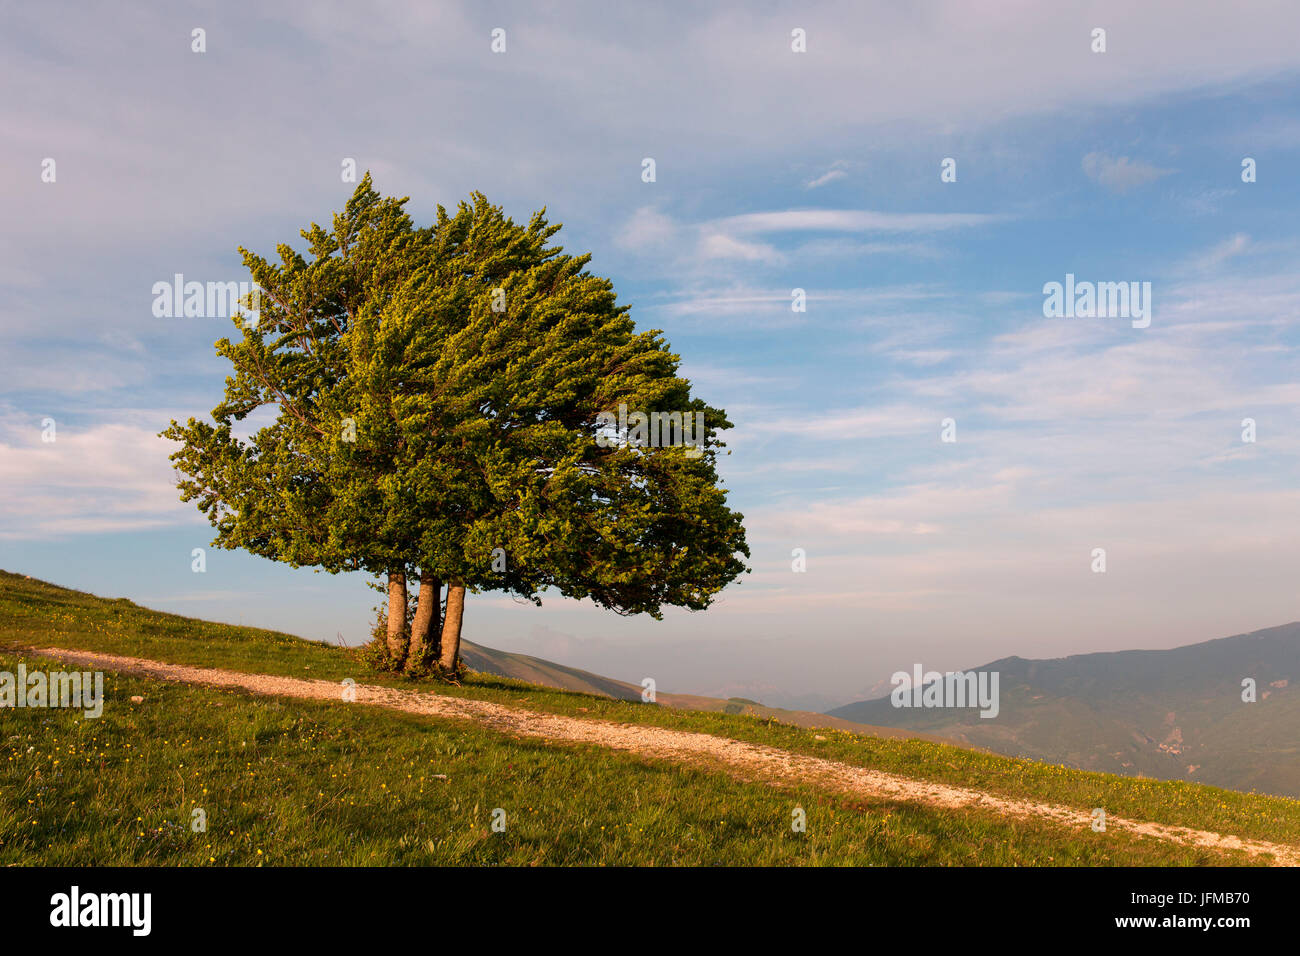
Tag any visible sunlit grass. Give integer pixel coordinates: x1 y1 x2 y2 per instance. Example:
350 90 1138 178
3 569 1298 857
0 651 1261 866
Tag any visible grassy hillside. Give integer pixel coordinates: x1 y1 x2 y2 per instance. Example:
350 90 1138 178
829 629 1300 798
5 645 1252 867
3 570 1299 865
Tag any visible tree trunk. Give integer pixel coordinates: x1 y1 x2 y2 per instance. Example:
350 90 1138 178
385 570 408 662
407 571 441 669
438 583 466 673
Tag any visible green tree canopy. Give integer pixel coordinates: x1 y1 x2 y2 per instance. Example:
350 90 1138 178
163 176 749 675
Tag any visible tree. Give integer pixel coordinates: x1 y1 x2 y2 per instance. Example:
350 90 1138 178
162 178 433 664
375 191 749 670
163 177 749 676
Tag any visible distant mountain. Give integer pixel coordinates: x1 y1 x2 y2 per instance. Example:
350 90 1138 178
684 680 848 715
461 639 958 744
829 623 1300 798
460 640 646 701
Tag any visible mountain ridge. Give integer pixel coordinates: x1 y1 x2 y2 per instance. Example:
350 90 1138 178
829 622 1300 797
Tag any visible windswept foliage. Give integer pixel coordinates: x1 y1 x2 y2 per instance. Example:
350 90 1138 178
163 176 749 674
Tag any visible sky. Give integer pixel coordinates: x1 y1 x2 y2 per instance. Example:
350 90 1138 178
3 1 1300 711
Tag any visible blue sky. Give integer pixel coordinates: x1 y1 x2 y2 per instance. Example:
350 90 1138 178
3 1 1300 710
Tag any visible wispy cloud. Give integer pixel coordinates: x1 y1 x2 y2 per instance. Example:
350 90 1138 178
804 161 850 190
1081 152 1175 192
712 209 1005 235
698 232 783 263
1185 232 1251 271
0 409 194 539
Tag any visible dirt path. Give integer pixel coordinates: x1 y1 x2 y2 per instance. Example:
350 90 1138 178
28 645 1300 866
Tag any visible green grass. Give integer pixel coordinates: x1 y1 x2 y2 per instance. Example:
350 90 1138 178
0 650 1258 866
3 569 1299 864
